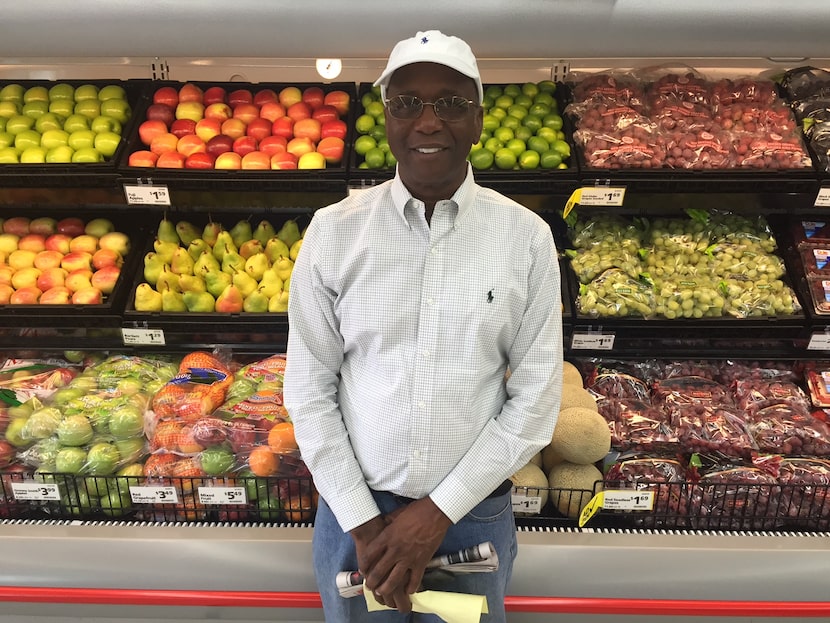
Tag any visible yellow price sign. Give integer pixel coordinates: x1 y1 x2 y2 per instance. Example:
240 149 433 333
578 491 605 527
563 186 627 220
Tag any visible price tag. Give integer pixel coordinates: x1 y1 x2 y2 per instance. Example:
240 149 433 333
198 486 247 505
808 332 830 351
564 186 626 218
815 187 830 207
123 184 171 206
129 485 179 504
511 494 542 515
122 327 165 346
11 482 61 501
571 332 615 350
601 490 655 511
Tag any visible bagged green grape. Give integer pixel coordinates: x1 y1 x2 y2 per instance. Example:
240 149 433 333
653 277 725 319
719 278 802 318
577 268 656 318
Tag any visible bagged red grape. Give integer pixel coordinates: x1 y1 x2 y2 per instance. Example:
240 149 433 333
649 95 714 133
605 455 690 527
596 397 679 454
659 360 721 381
643 68 712 107
717 360 801 386
711 78 779 108
588 370 652 401
671 403 757 460
653 375 735 410
712 101 798 135
733 378 811 418
569 71 647 109
663 127 736 169
733 131 813 169
574 128 668 169
777 457 830 529
748 404 830 456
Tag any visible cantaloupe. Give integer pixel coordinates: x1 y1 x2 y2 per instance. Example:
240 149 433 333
509 462 549 514
562 360 584 387
551 406 611 465
548 461 603 520
541 443 564 474
559 385 598 412
529 451 542 468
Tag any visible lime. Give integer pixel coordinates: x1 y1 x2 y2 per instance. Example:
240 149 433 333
361 92 377 108
536 127 557 145
538 80 557 94
506 138 526 158
534 92 556 108
514 94 533 109
522 82 540 99
354 134 377 155
478 130 491 144
377 137 390 152
551 139 571 158
484 85 503 100
494 147 517 170
514 125 533 142
503 84 521 98
482 114 501 133
522 114 543 133
527 136 550 154
507 104 528 120
484 137 504 153
481 95 494 109
0 118 6 132
369 125 387 142
375 114 385 127
529 103 551 118
488 107 507 121
355 114 376 134
494 95 514 110
542 113 564 131
518 149 540 170
540 150 563 169
358 161 370 169
385 150 397 167
556 130 565 141
501 115 521 131
493 126 514 143
365 101 385 119
469 147 494 170
364 147 387 169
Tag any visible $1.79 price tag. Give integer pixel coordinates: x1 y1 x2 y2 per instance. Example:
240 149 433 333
123 184 171 206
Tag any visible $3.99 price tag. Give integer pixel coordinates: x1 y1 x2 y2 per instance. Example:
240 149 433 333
11 482 61 501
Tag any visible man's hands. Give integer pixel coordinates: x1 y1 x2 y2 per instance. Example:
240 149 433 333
349 497 452 613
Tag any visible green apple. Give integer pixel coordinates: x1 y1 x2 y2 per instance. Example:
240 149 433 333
91 115 122 134
55 446 88 474
45 145 74 163
35 112 63 133
100 99 131 124
115 462 144 494
101 488 131 517
57 414 95 447
93 130 121 157
0 101 19 119
51 386 86 406
14 129 41 151
67 129 95 150
0 83 23 103
49 99 75 118
23 85 48 103
73 84 99 101
22 100 48 119
63 113 90 133
86 442 121 475
40 128 70 149
0 147 19 163
48 82 75 101
84 475 112 497
98 84 126 101
74 99 101 119
107 403 144 439
72 147 103 163
0 132 14 149
114 438 145 464
19 147 46 163
6 114 35 135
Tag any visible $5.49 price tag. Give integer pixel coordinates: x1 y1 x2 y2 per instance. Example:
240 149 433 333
198 486 247 505
123 183 171 206
11 482 61 501
578 490 655 527
129 485 179 504
564 186 626 218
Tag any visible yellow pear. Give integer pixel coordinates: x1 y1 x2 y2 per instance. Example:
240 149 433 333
268 288 290 312
258 267 284 298
232 270 258 298
289 238 303 261
273 256 294 281
244 252 270 281
134 283 162 312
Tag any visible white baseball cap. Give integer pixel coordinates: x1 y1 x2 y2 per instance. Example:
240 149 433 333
374 30 483 103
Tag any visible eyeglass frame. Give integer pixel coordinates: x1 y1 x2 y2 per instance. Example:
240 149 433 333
383 94 479 122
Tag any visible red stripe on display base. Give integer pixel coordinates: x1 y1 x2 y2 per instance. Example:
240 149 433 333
0 587 829 617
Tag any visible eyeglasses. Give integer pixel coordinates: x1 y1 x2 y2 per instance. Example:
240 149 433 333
384 95 478 122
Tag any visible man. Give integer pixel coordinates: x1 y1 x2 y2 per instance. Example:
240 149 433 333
284 30 562 621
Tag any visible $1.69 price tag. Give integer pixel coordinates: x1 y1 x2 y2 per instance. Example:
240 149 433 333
129 485 179 504
511 493 542 515
198 486 247 505
563 186 626 218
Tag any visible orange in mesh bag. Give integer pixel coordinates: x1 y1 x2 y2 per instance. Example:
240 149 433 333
151 351 233 422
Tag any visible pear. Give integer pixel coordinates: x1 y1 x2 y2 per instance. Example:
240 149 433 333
258 267 284 298
204 269 232 298
264 237 290 263
252 219 276 246
143 252 167 286
230 219 254 249
239 238 264 259
202 220 223 247
268 288 290 312
273 256 295 281
175 220 200 246
182 290 216 313
187 238 210 261
232 270 259 298
179 274 207 293
134 283 163 312
282 275 290 292
194 250 221 276
213 230 237 261
157 216 180 244
289 238 303 261
161 284 187 312
156 265 181 293
244 252 270 281
221 251 245 275
153 238 179 265
276 219 301 248
215 284 244 314
170 247 195 275
243 286 270 313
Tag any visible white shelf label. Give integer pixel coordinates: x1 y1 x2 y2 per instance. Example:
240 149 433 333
129 485 179 504
602 490 655 511
808 332 830 350
123 184 171 206
815 187 830 208
122 327 166 346
571 332 615 350
11 482 61 501
198 486 247 505
511 494 542 515
577 186 626 206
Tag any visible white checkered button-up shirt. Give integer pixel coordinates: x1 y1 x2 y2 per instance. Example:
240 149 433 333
284 166 563 532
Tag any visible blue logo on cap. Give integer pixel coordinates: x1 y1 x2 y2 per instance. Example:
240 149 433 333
421 36 429 44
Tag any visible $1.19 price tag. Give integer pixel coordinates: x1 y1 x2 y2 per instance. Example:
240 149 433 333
11 482 61 501
123 184 171 206
198 486 247 505
129 485 179 504
511 494 542 515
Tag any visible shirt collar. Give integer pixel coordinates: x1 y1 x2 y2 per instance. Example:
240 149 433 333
390 163 477 228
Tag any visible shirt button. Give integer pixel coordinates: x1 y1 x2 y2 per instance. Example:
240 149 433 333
431 247 438 255
422 350 430 358
427 298 434 305
418 401 425 409
413 450 421 459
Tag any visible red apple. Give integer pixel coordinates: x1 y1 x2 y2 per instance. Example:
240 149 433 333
221 118 246 139
202 86 227 106
204 102 232 122
287 101 312 121
312 104 339 124
0 284 12 304
62 252 94 274
195 118 223 143
258 135 287 156
298 151 327 169
321 119 347 140
286 136 314 157
18 234 47 253
232 103 260 125
170 118 197 138
176 134 207 156
56 218 85 237
139 120 169 146
246 117 273 142
11 267 41 290
64 268 94 292
33 249 64 270
259 101 286 122
0 265 13 286
317 136 345 163
29 217 57 236
156 151 187 168
241 151 270 170
271 151 298 170
91 265 121 294
293 118 322 143
324 90 351 116
40 286 72 305
145 103 175 127
214 152 242 170
279 86 303 108
72 287 103 305
9 287 41 304
92 248 123 269
184 152 215 169
178 83 204 103
45 233 72 253
232 136 258 157
150 132 179 155
128 150 158 167
153 86 179 107
37 267 68 291
69 235 98 254
206 134 234 157
3 217 30 236
253 89 279 106
271 116 294 139
228 89 253 106
302 86 325 110
175 101 205 123
8 249 36 270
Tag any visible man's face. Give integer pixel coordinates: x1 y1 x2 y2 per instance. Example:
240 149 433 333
384 62 483 204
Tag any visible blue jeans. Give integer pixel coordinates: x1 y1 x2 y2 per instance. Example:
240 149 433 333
313 489 518 622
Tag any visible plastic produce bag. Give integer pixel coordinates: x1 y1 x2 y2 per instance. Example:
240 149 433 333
576 268 656 318
596 397 679 454
605 455 689 527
